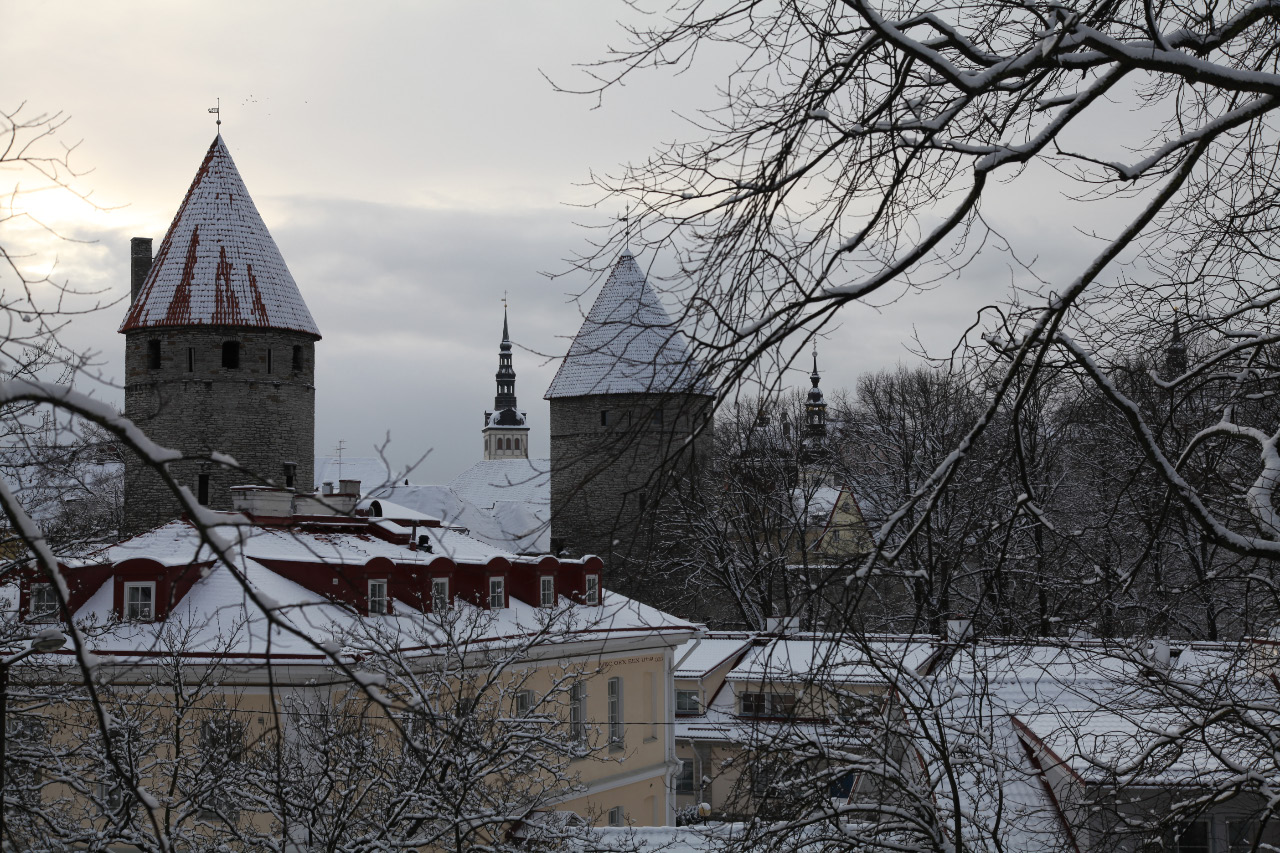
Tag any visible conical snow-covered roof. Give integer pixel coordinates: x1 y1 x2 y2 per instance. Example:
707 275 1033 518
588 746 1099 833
544 251 707 399
119 135 320 337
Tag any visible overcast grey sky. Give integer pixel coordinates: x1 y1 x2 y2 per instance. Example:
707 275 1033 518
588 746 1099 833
5 2 1120 484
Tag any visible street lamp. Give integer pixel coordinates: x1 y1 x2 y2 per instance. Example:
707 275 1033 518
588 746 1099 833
0 628 66 845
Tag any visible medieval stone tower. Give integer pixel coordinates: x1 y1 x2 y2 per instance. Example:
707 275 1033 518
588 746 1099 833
121 135 320 533
544 250 713 591
483 308 530 460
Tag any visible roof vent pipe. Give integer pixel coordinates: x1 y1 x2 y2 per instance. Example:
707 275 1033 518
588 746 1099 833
130 237 153 305
322 482 334 496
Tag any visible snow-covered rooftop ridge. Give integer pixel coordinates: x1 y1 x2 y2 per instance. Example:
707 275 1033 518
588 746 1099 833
544 251 711 399
119 135 321 337
448 458 549 509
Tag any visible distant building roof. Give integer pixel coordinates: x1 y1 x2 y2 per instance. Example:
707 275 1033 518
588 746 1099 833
545 251 710 399
119 135 321 337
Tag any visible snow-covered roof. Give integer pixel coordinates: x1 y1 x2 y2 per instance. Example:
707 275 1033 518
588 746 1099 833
370 484 549 555
674 636 753 679
57 518 696 663
726 637 935 685
448 458 549 509
544 251 710 399
120 135 321 337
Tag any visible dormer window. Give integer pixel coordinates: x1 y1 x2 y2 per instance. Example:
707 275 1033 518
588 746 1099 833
29 583 57 622
540 576 555 608
124 582 156 621
585 574 599 606
368 580 388 615
489 577 505 610
431 578 449 612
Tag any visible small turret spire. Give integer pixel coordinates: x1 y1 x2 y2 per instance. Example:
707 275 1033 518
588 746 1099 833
805 344 827 439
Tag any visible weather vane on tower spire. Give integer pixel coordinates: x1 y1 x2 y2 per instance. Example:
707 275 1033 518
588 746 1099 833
208 98 221 130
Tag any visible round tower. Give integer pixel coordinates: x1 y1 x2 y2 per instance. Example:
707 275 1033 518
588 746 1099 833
120 135 320 533
544 250 714 584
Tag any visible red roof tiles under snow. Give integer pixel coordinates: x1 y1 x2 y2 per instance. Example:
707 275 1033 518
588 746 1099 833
119 135 321 337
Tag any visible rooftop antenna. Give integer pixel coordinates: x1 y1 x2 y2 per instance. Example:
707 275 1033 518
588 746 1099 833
335 439 346 479
208 98 221 130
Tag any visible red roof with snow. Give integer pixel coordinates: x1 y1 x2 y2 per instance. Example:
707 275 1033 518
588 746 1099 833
119 135 321 337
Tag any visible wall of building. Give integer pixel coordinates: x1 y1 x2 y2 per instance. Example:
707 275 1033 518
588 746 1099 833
548 392 713 594
122 327 317 533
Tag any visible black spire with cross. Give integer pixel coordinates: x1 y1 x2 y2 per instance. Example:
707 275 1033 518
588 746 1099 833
494 296 518 414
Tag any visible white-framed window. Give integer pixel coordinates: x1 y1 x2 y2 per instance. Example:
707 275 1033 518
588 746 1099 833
515 690 533 716
585 574 599 606
431 578 449 612
540 576 555 608
608 677 623 746
608 806 624 827
489 576 505 609
570 681 586 743
123 582 155 622
676 690 701 714
29 583 57 621
368 580 388 615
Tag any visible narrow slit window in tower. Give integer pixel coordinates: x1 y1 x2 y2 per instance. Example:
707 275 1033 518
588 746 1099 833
197 474 210 506
186 347 194 372
266 348 273 374
222 341 240 370
283 462 296 489
147 340 161 370
600 410 610 427
292 345 303 372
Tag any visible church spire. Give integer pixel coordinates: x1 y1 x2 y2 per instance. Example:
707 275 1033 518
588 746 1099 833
483 305 529 460
495 305 517 411
805 346 827 439
1165 307 1188 377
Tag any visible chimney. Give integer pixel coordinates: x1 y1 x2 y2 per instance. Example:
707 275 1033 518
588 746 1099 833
130 237 153 304
338 479 361 496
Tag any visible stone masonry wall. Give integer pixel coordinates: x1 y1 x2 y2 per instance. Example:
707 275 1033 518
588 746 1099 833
549 392 713 595
123 327 316 534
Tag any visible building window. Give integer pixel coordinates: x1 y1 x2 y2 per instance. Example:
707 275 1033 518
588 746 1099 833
266 347 273 374
186 347 195 372
600 410 609 427
515 690 533 716
652 407 663 427
124 582 155 622
282 462 296 489
198 718 244 821
147 339 161 369
740 692 796 717
585 574 599 606
489 576 505 609
608 806 624 827
29 583 57 621
221 340 240 369
197 473 210 506
540 576 555 608
676 690 701 714
431 578 449 612
1175 821 1211 853
675 758 695 794
570 681 586 743
1228 820 1259 852
292 345 303 372
368 580 388 615
608 677 623 746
